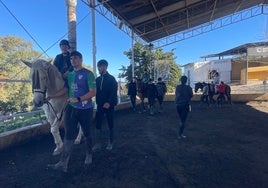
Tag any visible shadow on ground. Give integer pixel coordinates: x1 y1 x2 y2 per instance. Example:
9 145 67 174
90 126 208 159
0 101 268 188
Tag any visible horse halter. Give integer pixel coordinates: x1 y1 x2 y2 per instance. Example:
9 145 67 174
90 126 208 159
32 68 48 101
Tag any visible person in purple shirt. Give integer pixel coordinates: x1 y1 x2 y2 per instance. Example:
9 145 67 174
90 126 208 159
48 50 96 173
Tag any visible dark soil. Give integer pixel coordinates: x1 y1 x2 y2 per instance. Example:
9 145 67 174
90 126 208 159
0 101 268 188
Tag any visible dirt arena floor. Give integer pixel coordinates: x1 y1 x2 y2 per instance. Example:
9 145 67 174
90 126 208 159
0 101 268 188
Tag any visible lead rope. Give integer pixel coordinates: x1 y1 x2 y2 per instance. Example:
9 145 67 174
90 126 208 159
45 100 69 122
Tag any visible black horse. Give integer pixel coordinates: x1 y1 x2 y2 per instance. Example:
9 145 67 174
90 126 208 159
194 82 204 93
195 82 216 105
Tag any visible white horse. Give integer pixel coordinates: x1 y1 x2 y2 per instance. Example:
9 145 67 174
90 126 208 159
22 59 83 155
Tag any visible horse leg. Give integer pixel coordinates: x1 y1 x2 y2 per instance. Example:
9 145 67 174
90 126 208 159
142 98 147 112
50 118 63 155
74 124 84 144
226 94 232 105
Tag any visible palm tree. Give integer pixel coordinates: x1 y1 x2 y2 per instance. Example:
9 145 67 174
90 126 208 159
65 0 77 51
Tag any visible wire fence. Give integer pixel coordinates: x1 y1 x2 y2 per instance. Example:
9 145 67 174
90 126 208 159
1 81 268 133
0 95 131 133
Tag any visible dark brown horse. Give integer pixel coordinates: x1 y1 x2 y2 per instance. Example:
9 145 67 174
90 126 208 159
136 78 147 112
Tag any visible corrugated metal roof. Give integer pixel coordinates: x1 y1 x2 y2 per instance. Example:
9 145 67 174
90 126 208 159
201 41 268 58
98 0 268 43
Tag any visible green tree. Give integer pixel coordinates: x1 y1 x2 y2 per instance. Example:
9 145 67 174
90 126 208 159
121 42 182 92
0 36 43 112
121 42 151 81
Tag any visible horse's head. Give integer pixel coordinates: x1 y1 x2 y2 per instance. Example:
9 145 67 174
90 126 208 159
22 59 64 107
194 82 203 93
136 79 145 91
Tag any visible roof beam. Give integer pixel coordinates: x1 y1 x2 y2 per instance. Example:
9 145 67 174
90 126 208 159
129 0 201 25
152 4 268 48
210 0 217 21
150 0 169 36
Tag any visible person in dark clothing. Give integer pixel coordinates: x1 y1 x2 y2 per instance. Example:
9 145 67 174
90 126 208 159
147 78 157 115
53 39 73 83
200 82 209 106
175 76 193 139
127 77 137 111
93 59 118 151
156 77 167 112
208 81 216 104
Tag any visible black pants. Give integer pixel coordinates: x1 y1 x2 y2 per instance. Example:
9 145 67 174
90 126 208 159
201 94 209 105
176 104 190 135
64 105 93 140
157 95 164 105
96 106 115 130
148 96 155 107
217 93 225 105
176 104 190 123
129 95 136 108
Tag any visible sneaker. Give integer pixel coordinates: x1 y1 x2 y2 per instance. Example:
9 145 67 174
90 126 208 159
92 143 102 152
178 134 187 139
84 153 93 165
48 161 68 173
106 143 113 150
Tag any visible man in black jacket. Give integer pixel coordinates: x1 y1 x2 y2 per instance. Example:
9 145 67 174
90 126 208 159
93 59 118 151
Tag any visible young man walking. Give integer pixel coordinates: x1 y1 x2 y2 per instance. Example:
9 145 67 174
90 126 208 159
93 59 118 151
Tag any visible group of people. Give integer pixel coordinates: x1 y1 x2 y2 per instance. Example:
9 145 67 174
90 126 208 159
127 76 167 115
200 81 228 106
127 73 193 139
48 40 118 173
48 39 194 172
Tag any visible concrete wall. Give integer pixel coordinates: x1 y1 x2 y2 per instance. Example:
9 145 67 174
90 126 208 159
0 101 133 151
165 93 268 102
1 94 268 151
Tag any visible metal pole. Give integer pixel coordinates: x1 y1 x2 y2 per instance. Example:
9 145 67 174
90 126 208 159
246 50 248 85
149 43 153 79
131 30 135 78
91 0 97 77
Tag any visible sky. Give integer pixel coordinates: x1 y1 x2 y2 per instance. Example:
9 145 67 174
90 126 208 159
1 0 268 80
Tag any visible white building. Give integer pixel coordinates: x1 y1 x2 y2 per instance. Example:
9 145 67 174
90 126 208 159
183 59 232 88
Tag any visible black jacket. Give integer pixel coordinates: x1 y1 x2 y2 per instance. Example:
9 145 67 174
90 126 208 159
53 52 73 75
96 72 118 107
127 81 137 96
147 83 157 99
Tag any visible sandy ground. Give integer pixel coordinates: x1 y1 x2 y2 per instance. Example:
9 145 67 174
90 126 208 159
0 101 268 188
